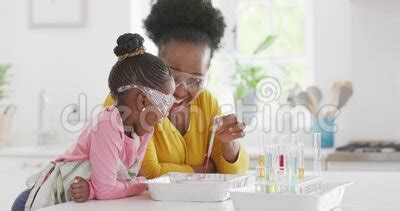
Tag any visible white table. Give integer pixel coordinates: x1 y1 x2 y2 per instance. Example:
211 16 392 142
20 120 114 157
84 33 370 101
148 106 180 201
39 172 400 211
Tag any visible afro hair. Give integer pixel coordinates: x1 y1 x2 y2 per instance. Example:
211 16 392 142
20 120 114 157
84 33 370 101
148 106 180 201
144 0 226 50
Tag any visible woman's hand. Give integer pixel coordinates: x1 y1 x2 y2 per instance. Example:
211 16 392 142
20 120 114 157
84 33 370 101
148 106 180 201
193 159 217 173
215 114 245 163
70 176 90 203
215 114 246 143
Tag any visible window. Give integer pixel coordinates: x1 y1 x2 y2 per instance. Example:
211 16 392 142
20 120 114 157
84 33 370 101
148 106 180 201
208 0 311 106
130 0 312 110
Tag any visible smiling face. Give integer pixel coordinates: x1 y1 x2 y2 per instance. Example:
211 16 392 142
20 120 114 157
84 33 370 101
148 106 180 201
134 78 176 135
119 77 175 136
159 41 211 110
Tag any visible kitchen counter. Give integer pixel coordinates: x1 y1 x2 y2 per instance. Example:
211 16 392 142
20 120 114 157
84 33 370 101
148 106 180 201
0 143 70 158
39 171 400 211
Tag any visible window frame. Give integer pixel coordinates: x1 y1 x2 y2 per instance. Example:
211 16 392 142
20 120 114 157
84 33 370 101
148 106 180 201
214 0 314 87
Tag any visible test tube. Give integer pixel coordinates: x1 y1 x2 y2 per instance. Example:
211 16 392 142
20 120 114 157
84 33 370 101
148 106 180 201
272 135 279 145
265 144 279 181
291 134 299 144
296 141 305 180
264 144 279 193
256 134 266 182
287 145 298 184
313 133 322 177
278 142 286 180
258 134 265 166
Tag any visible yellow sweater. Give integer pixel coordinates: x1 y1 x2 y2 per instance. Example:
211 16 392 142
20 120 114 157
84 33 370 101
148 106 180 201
103 90 249 179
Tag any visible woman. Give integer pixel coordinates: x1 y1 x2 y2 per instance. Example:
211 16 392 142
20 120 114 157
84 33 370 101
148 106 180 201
107 0 249 178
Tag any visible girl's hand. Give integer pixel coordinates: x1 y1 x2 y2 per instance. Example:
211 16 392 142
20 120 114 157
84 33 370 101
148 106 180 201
215 114 246 143
71 176 90 203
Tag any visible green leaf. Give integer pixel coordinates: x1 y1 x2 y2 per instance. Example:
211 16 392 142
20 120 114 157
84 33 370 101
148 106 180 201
235 83 247 100
253 35 278 55
0 65 11 101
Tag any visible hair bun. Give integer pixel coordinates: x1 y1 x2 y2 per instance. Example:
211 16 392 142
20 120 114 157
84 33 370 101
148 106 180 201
114 33 145 57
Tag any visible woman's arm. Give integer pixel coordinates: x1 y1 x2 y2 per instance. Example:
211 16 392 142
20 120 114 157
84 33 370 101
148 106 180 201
201 91 249 173
192 159 217 173
221 141 241 162
215 114 246 162
211 141 249 174
141 139 195 179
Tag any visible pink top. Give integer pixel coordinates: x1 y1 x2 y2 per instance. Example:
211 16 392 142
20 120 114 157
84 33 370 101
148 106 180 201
56 106 152 200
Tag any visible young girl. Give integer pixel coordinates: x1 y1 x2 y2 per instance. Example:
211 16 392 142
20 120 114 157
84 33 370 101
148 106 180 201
11 33 175 211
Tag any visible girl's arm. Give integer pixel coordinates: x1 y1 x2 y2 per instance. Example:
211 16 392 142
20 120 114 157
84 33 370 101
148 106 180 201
88 122 147 200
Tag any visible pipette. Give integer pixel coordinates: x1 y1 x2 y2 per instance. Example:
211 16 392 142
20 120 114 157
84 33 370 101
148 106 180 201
204 115 219 173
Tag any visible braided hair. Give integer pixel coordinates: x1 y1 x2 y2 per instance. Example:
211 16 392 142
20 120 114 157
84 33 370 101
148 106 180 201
144 0 226 54
108 33 171 98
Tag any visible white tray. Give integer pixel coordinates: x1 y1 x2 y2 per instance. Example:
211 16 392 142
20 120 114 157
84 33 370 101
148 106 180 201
230 181 352 211
144 172 254 202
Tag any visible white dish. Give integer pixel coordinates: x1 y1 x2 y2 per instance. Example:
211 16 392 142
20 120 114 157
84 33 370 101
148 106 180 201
230 181 352 211
144 172 254 202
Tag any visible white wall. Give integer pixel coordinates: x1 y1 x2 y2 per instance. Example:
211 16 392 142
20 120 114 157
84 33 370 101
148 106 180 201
349 0 400 141
313 0 400 145
0 0 131 145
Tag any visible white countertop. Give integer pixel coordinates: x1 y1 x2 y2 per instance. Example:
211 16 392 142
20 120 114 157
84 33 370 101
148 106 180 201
0 143 71 158
39 171 400 211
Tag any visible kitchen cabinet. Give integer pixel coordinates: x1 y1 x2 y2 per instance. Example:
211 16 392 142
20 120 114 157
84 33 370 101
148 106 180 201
0 144 67 211
0 156 51 210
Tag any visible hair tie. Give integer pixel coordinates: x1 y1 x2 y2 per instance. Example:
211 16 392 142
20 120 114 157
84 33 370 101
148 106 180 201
117 46 146 61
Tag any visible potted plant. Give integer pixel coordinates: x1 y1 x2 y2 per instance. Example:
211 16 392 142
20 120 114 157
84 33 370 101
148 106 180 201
232 35 279 123
0 64 15 148
233 35 278 102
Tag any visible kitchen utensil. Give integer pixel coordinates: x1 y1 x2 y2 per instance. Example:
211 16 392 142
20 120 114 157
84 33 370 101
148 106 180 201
330 81 353 117
280 85 301 106
3 105 16 118
331 82 342 108
294 91 318 115
337 81 353 108
307 86 322 107
307 92 319 116
279 91 292 106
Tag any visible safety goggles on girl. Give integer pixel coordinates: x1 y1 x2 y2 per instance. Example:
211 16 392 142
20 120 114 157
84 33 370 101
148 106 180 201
170 68 206 91
117 84 175 117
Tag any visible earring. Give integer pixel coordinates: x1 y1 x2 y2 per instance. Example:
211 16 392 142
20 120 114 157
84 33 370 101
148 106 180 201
141 107 146 112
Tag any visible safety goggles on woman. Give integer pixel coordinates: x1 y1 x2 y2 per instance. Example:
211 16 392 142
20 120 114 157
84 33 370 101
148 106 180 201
170 68 206 92
117 84 175 117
